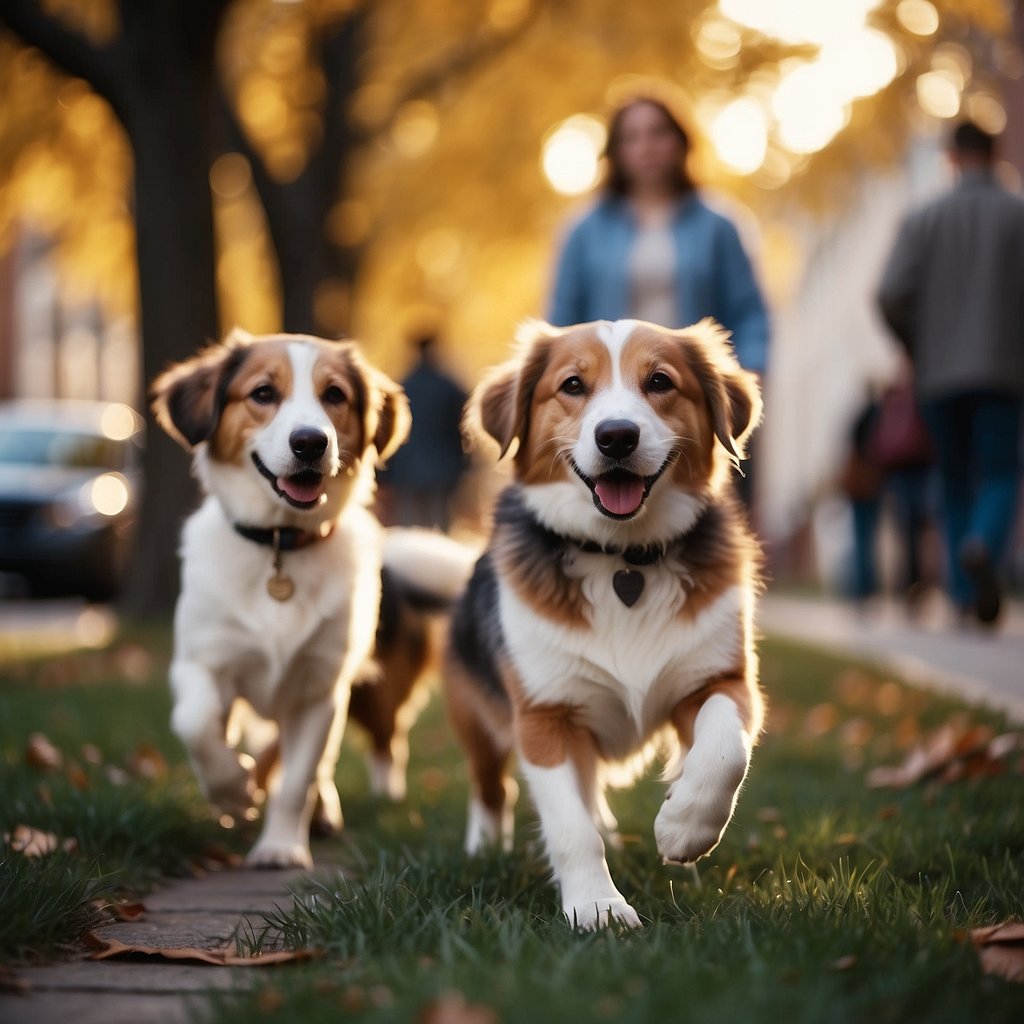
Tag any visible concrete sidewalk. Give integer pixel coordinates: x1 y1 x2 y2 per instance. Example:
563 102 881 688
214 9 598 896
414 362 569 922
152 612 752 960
759 589 1024 723
0 860 338 1024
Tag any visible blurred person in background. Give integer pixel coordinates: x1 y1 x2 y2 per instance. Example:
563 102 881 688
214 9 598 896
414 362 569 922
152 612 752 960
877 120 1024 626
377 331 468 533
840 367 935 612
547 91 769 510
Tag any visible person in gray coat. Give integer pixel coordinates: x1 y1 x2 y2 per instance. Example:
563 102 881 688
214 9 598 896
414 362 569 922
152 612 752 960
877 121 1024 624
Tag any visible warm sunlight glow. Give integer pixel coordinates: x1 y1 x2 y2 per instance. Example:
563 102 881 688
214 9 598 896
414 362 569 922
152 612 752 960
718 0 882 46
964 92 1007 135
896 0 939 36
773 64 848 154
88 473 129 517
818 28 900 99
916 70 962 118
99 403 137 441
710 99 768 174
694 15 742 69
542 115 606 196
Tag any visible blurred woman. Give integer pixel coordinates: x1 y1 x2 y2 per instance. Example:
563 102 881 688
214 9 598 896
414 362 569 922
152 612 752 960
548 94 769 376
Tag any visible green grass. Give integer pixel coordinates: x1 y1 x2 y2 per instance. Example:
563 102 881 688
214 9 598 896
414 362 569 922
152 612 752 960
0 631 242 961
2 631 1023 1019
212 638 1024 1023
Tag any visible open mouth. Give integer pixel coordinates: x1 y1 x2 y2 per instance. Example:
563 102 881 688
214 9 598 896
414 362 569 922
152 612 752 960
252 453 326 510
570 461 670 520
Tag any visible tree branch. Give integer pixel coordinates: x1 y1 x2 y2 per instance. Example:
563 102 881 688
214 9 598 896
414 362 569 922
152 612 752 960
365 2 544 143
0 0 132 125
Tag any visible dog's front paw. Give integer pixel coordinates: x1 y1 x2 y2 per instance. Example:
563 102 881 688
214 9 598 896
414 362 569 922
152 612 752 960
565 896 642 931
654 785 730 864
203 763 256 821
245 840 313 870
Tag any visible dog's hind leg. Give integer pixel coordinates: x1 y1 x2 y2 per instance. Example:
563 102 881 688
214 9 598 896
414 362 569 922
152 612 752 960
445 662 516 854
348 678 410 802
312 700 347 835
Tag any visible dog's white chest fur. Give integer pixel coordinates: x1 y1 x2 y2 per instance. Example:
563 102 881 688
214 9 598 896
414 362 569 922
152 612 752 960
500 552 746 759
173 498 380 717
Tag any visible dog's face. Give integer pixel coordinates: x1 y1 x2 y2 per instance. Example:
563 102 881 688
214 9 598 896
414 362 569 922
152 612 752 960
471 318 760 541
151 329 410 525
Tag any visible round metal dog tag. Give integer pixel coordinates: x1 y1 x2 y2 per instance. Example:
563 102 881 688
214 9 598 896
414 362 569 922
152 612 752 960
267 571 295 602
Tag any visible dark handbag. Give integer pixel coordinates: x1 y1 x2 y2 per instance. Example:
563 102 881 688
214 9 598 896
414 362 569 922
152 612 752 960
869 382 933 470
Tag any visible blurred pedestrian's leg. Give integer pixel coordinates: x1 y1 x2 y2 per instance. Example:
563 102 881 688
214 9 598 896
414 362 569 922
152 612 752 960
850 497 880 601
888 466 931 596
922 395 973 611
956 393 1022 623
969 393 1022 565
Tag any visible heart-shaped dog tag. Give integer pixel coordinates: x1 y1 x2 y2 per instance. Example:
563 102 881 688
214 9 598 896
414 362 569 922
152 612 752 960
612 569 644 607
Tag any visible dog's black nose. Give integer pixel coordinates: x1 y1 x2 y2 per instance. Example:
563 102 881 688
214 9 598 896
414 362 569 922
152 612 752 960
595 419 640 460
289 427 329 462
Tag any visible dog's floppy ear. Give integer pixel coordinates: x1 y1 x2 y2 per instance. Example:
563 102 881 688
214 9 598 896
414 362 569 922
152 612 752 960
369 371 411 463
150 328 253 451
685 319 763 468
341 342 411 464
468 321 554 460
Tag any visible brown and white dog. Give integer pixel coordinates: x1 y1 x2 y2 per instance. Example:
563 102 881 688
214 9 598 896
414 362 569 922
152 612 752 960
152 328 472 868
445 318 764 928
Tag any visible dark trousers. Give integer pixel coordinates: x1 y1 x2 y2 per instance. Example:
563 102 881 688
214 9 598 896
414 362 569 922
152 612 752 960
921 391 1022 607
849 466 932 600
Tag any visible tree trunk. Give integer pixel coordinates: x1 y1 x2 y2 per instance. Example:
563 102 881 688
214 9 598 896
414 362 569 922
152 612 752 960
117 1 227 619
239 13 366 338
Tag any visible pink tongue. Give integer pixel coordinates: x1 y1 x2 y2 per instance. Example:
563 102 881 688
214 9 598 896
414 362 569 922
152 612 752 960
594 475 645 516
277 475 324 504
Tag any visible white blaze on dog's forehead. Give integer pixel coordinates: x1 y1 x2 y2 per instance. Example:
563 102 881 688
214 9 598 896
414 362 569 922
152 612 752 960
286 341 329 422
595 320 642 389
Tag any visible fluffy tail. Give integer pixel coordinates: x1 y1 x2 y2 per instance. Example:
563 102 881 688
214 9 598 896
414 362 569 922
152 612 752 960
381 528 479 609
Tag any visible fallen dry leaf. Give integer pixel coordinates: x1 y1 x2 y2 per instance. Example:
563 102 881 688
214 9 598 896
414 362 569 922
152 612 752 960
110 901 147 921
830 954 858 971
3 824 77 858
80 743 104 766
0 964 31 994
966 922 1024 983
25 733 63 772
83 933 320 967
127 744 169 782
867 720 1016 790
417 991 501 1024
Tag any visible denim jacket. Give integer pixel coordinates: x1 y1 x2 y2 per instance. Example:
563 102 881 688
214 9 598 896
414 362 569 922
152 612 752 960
547 194 770 373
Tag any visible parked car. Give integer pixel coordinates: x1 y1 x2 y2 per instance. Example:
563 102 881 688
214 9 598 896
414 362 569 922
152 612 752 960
0 399 143 601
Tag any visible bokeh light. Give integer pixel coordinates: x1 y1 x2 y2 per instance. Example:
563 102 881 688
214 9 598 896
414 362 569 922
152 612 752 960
541 115 606 195
99 403 138 441
718 0 882 47
710 98 768 173
916 70 962 118
693 15 742 70
896 0 940 36
818 28 900 99
773 63 848 154
88 473 129 517
964 91 1007 134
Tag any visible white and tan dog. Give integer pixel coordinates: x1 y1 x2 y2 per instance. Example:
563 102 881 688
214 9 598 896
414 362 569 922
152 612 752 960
152 328 427 869
445 318 764 928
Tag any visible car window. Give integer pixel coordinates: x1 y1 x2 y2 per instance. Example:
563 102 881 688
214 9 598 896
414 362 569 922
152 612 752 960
0 428 125 469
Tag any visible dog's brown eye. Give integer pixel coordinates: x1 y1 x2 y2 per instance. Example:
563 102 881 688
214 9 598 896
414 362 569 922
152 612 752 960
322 385 346 405
561 375 585 396
250 385 278 405
646 371 674 394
